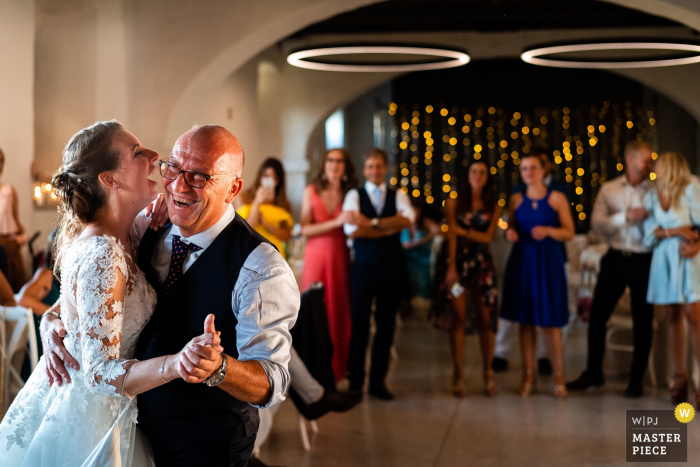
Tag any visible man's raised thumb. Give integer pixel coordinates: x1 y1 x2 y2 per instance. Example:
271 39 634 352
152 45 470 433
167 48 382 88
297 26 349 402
204 314 216 334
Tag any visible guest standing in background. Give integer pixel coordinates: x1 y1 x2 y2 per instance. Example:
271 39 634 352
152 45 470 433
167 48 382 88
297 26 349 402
643 152 700 405
567 141 654 398
434 160 501 397
343 148 415 400
16 229 60 356
0 148 29 291
493 147 573 375
300 148 359 382
401 197 440 301
0 269 16 306
501 153 575 399
235 157 293 259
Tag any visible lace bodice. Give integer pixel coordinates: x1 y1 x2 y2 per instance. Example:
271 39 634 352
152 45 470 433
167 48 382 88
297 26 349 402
60 235 156 398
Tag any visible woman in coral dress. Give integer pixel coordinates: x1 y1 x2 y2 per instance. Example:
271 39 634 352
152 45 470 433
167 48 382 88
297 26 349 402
301 148 359 381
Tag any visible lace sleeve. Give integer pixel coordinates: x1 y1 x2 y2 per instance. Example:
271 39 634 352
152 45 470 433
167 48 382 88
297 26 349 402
74 238 133 399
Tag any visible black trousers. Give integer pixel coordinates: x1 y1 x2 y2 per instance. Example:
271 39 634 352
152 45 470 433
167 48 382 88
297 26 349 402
347 260 402 388
228 433 256 467
586 249 654 384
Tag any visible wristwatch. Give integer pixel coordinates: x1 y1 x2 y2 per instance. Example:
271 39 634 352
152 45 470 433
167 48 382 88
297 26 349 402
203 353 227 387
371 218 379 229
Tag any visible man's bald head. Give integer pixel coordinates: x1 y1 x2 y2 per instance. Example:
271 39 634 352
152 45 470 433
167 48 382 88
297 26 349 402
176 125 244 176
164 125 245 236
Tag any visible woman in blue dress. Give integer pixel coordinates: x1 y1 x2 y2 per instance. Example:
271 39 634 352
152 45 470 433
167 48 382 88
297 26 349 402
501 152 575 398
643 152 700 406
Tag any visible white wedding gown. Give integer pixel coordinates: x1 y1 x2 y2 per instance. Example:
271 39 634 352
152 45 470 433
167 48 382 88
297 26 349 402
0 235 157 466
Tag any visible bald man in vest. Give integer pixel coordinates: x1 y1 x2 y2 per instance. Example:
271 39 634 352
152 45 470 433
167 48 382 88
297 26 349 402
41 125 299 466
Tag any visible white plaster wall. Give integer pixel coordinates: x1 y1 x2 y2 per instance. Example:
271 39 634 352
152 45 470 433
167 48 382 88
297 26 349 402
0 0 39 240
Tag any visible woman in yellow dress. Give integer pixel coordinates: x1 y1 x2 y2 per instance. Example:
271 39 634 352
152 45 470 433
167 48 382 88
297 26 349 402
234 157 293 258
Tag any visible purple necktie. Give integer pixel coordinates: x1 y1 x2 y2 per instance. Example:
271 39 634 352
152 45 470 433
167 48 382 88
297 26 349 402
162 235 201 297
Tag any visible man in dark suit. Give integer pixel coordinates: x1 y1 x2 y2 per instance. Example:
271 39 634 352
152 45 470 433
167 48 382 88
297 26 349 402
342 148 415 400
493 147 574 375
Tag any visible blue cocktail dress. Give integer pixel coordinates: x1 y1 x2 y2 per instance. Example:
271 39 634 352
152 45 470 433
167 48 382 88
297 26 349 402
500 189 569 327
644 181 700 304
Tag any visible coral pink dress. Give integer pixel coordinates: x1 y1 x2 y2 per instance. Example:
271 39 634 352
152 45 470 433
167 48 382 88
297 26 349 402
301 186 352 381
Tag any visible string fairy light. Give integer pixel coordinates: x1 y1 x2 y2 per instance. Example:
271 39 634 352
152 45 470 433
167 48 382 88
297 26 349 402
389 100 657 230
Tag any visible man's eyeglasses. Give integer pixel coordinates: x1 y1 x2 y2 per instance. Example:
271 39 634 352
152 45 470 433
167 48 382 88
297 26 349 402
157 160 237 189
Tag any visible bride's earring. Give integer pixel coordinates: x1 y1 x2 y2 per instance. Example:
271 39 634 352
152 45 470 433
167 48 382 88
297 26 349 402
115 181 122 192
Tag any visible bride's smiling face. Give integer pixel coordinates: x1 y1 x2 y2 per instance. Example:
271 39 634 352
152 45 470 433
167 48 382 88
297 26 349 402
109 130 159 211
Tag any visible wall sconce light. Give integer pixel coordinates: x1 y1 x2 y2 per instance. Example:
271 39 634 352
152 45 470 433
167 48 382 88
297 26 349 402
33 181 59 209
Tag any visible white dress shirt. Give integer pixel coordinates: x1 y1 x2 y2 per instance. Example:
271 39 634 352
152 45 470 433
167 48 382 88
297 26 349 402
132 204 298 408
342 181 417 236
591 174 654 253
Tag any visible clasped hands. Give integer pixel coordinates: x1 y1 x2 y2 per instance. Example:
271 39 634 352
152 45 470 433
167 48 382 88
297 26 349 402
505 226 550 242
171 314 225 384
40 312 224 387
679 227 700 258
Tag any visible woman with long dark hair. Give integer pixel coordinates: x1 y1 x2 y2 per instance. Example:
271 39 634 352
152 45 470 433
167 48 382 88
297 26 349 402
300 148 359 381
501 153 574 399
434 160 501 397
235 157 293 258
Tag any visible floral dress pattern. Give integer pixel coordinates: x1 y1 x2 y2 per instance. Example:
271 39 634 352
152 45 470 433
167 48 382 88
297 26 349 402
0 235 157 466
430 210 498 333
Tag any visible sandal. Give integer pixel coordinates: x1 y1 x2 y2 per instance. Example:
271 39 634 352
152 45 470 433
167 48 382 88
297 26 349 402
671 373 688 404
484 370 498 397
553 371 567 399
519 369 534 396
452 377 467 398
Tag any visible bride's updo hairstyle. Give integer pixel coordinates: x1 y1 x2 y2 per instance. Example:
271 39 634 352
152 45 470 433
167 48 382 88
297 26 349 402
51 120 124 272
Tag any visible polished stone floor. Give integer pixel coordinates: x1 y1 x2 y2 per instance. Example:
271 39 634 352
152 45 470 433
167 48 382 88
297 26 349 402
258 312 700 467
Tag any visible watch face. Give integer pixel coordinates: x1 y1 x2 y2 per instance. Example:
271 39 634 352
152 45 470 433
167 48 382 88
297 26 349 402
206 373 225 387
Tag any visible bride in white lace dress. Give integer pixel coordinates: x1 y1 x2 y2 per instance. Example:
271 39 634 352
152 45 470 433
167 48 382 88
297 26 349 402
0 121 223 466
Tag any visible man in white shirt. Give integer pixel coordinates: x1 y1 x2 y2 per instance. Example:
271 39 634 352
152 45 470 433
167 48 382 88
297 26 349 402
567 141 654 398
342 148 415 400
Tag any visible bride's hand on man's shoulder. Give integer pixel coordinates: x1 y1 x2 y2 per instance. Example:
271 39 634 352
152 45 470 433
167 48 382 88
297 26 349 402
175 314 225 384
146 193 169 231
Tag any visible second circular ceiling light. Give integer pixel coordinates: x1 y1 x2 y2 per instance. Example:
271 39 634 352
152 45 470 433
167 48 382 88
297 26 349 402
521 40 700 69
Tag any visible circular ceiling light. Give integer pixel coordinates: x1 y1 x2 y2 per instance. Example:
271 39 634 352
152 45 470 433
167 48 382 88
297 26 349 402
287 45 470 72
521 40 700 69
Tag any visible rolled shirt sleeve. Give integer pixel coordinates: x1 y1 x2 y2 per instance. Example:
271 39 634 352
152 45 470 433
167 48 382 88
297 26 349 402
232 243 299 408
395 189 417 224
342 189 360 236
591 184 627 236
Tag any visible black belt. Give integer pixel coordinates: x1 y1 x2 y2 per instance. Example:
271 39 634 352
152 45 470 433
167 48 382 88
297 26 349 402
608 248 651 257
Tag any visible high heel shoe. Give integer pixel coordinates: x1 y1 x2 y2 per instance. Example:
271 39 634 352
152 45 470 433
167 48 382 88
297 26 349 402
519 369 534 396
671 373 688 404
452 377 467 398
553 371 567 399
484 371 498 397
